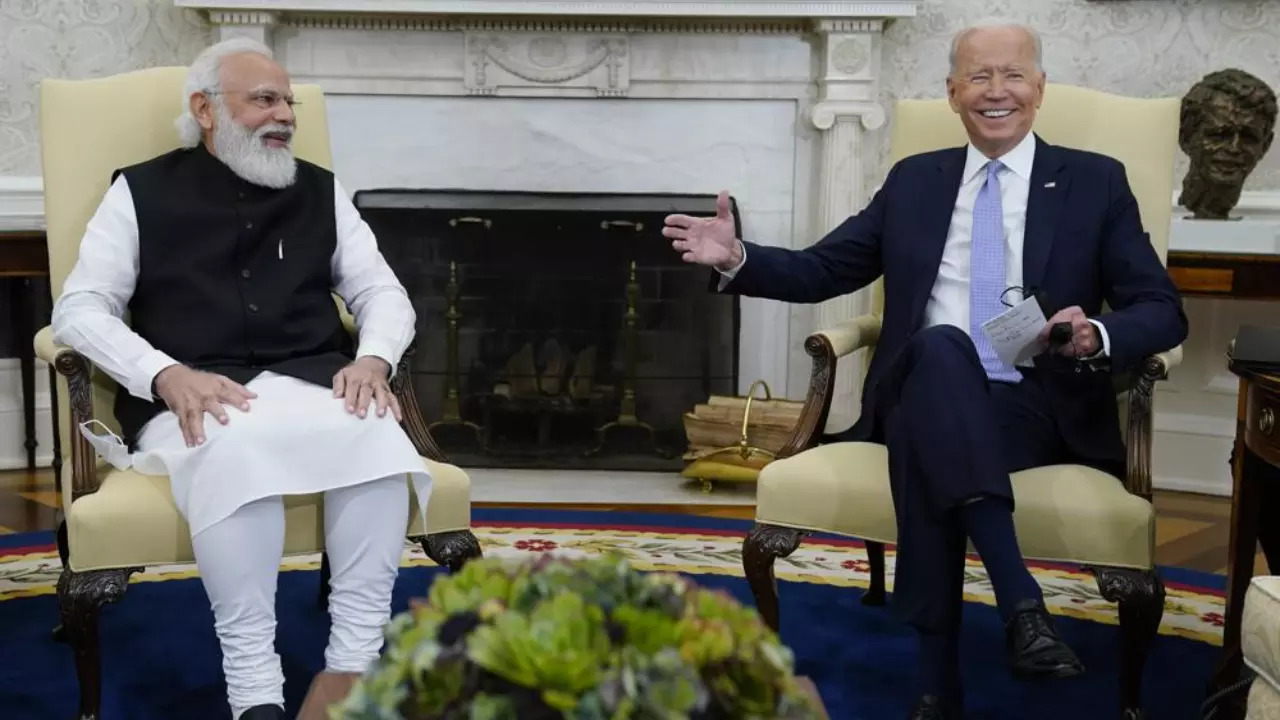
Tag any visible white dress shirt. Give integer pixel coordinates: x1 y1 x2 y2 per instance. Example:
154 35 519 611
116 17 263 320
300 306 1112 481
51 174 417 403
720 132 1109 358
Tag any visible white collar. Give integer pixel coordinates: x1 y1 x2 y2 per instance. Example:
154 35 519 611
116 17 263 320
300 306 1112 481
962 131 1036 184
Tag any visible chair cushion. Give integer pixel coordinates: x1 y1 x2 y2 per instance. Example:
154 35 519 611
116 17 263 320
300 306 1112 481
755 441 1154 569
1249 678 1280 720
1244 576 1280 701
66 458 472 572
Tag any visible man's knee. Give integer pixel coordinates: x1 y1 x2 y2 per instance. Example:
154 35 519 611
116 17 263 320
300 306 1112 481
897 325 984 381
908 324 978 358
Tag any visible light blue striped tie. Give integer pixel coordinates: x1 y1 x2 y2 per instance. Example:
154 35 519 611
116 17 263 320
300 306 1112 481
969 160 1021 383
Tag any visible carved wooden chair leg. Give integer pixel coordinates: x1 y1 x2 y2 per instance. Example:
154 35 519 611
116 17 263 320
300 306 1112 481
421 530 483 572
52 519 71 642
862 540 888 606
317 551 332 609
58 566 140 720
1094 567 1165 720
742 524 806 633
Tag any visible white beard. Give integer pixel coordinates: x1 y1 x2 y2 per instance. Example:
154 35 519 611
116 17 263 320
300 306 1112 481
211 102 297 189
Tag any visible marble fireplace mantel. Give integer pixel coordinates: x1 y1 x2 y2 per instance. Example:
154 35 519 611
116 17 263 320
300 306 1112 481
174 0 920 415
173 1 920 21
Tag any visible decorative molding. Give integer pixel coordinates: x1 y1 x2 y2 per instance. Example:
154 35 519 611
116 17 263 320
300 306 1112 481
285 14 812 33
0 176 45 232
810 100 885 131
176 0 922 20
464 33 630 96
207 9 277 25
181 0 918 35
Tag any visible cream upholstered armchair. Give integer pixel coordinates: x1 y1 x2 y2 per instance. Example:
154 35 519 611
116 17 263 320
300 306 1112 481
36 67 480 719
741 85 1185 719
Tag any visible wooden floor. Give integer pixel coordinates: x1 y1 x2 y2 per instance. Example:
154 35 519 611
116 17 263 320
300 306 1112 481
0 467 1268 575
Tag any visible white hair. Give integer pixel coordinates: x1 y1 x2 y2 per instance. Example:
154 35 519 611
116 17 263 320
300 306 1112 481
948 19 1043 75
175 37 275 148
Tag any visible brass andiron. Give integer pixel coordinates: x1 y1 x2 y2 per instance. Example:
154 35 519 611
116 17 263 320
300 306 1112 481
587 260 665 457
428 261 482 443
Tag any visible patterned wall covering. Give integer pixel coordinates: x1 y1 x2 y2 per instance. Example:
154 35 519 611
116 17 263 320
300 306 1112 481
880 0 1280 193
0 0 209 177
0 0 1276 192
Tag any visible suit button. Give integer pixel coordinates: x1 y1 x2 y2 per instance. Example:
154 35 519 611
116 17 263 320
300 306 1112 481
241 268 251 278
238 191 245 200
245 221 253 229
248 303 259 313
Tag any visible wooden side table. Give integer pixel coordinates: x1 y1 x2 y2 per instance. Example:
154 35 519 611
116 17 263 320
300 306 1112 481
1207 359 1280 719
1 230 59 472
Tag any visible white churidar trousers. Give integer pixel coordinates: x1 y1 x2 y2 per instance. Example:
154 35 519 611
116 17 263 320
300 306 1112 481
80 371 434 719
191 475 409 718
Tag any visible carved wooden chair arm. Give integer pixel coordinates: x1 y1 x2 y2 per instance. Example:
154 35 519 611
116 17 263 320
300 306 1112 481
335 296 449 463
1123 344 1182 499
776 314 883 459
34 325 101 503
389 338 450 463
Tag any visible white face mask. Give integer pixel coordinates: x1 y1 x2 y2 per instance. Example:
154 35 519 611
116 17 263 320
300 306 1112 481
78 420 134 471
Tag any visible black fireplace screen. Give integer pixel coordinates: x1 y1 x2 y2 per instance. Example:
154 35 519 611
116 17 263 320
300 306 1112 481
354 189 741 471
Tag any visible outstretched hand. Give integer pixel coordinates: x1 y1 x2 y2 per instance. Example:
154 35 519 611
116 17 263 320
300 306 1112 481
663 190 742 271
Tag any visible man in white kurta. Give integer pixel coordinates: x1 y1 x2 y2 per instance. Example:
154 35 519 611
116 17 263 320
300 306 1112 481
50 38 430 720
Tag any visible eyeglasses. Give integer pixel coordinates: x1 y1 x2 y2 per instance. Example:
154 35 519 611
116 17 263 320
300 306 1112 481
203 89 299 110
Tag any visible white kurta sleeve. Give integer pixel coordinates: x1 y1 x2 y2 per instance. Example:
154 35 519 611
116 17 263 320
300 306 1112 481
50 175 179 401
330 177 416 375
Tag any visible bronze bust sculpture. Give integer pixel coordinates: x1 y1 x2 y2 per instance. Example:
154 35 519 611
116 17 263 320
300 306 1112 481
1178 69 1277 219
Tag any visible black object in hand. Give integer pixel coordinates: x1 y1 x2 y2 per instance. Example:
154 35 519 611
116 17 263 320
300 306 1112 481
1049 322 1073 347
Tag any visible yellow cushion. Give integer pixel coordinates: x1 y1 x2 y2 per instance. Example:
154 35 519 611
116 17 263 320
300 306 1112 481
1244 576 1280 702
1249 680 1280 720
66 458 471 572
755 442 1154 569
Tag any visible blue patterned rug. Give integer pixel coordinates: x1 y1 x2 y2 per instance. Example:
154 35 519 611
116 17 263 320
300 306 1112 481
0 508 1224 719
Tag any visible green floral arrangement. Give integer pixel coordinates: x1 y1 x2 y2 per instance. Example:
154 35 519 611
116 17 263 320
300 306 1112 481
330 553 824 720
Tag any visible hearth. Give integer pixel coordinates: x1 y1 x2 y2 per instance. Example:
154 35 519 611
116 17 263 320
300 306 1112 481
355 190 741 471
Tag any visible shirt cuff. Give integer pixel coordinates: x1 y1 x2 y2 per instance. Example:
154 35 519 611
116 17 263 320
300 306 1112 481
715 241 747 291
356 340 399 378
1085 319 1110 359
133 350 180 401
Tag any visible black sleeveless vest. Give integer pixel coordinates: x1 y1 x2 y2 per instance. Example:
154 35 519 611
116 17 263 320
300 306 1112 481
113 144 353 446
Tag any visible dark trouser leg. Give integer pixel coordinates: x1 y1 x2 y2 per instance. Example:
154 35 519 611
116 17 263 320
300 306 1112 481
880 325 1062 632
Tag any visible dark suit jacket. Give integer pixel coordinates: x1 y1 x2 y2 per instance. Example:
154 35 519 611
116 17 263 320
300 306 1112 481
718 135 1188 469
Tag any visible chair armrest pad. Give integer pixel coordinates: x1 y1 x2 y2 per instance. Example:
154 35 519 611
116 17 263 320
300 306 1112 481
34 325 77 366
1150 345 1183 376
811 314 882 359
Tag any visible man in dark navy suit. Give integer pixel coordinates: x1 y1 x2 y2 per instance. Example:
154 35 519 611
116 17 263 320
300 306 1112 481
664 20 1187 720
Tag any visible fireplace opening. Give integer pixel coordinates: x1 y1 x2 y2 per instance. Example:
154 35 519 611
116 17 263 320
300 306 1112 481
355 189 741 471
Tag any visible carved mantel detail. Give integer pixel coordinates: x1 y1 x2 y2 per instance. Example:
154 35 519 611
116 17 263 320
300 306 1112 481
465 33 629 96
206 10 278 44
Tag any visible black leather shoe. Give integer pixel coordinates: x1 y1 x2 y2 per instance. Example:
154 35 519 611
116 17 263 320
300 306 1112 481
240 705 285 720
909 694 962 719
1005 599 1085 680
